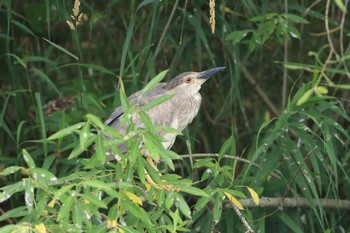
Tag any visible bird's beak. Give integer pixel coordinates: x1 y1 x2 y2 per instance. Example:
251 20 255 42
198 66 225 79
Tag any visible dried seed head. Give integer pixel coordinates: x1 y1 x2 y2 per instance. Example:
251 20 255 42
66 20 76 30
209 0 215 33
73 0 80 17
67 0 83 31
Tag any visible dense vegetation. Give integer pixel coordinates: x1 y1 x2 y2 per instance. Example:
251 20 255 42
0 0 349 232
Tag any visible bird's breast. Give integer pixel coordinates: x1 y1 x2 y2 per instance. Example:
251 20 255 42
173 92 202 131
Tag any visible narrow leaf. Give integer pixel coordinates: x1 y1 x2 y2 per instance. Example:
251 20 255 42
296 89 313 106
0 166 22 176
123 191 143 206
42 37 79 60
180 186 209 197
139 70 168 96
224 191 244 210
246 187 259 205
48 122 85 140
23 149 35 168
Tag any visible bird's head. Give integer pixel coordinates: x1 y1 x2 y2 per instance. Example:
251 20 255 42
164 67 225 95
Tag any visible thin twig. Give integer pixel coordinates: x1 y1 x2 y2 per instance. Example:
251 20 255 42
339 0 350 78
227 197 350 210
145 0 179 82
231 204 254 233
241 66 280 116
282 146 317 200
325 0 337 56
153 0 179 60
177 153 281 179
282 0 288 109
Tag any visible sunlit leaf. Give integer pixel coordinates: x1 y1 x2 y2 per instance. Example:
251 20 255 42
23 149 35 169
123 191 143 206
296 89 313 106
246 187 259 205
35 223 47 233
224 191 244 210
0 166 22 176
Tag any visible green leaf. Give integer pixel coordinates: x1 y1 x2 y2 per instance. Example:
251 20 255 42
81 180 120 198
255 20 276 44
86 114 105 129
32 68 60 95
68 143 85 159
315 86 328 96
333 0 346 11
0 206 29 221
0 225 17 233
79 121 91 149
24 179 34 213
225 30 252 45
141 94 175 111
42 37 79 60
23 149 35 168
57 195 74 221
78 193 107 209
95 133 106 164
30 168 58 184
193 158 215 168
0 166 22 176
0 181 25 202
11 20 36 37
249 13 278 22
282 13 309 24
48 122 85 140
139 110 154 131
59 63 115 76
213 192 223 223
218 136 233 161
5 53 27 69
195 194 213 210
278 213 304 233
287 24 301 39
139 69 168 96
175 193 191 219
52 184 75 201
180 186 209 197
69 135 96 159
296 89 313 106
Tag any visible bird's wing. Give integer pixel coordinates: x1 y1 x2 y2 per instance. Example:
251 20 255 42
104 84 166 129
104 90 141 128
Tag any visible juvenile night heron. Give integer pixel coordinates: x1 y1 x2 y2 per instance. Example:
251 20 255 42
104 67 225 188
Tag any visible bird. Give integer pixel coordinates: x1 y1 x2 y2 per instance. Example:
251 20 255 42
103 67 225 189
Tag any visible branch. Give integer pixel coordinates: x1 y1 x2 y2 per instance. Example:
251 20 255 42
231 204 254 233
227 197 350 210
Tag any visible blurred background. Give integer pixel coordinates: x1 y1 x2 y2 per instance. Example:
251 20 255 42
0 0 349 232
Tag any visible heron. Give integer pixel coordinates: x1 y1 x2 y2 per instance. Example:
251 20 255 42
104 67 225 189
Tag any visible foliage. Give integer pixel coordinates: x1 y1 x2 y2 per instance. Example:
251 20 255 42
1 0 350 232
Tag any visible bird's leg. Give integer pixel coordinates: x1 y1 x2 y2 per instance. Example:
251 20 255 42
144 157 173 191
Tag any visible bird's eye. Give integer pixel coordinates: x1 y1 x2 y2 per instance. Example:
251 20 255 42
185 77 192 84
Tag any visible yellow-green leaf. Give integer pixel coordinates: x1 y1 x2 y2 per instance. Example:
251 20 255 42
35 223 47 233
296 89 313 106
123 191 143 206
247 187 259 205
224 191 243 210
315 86 328 96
